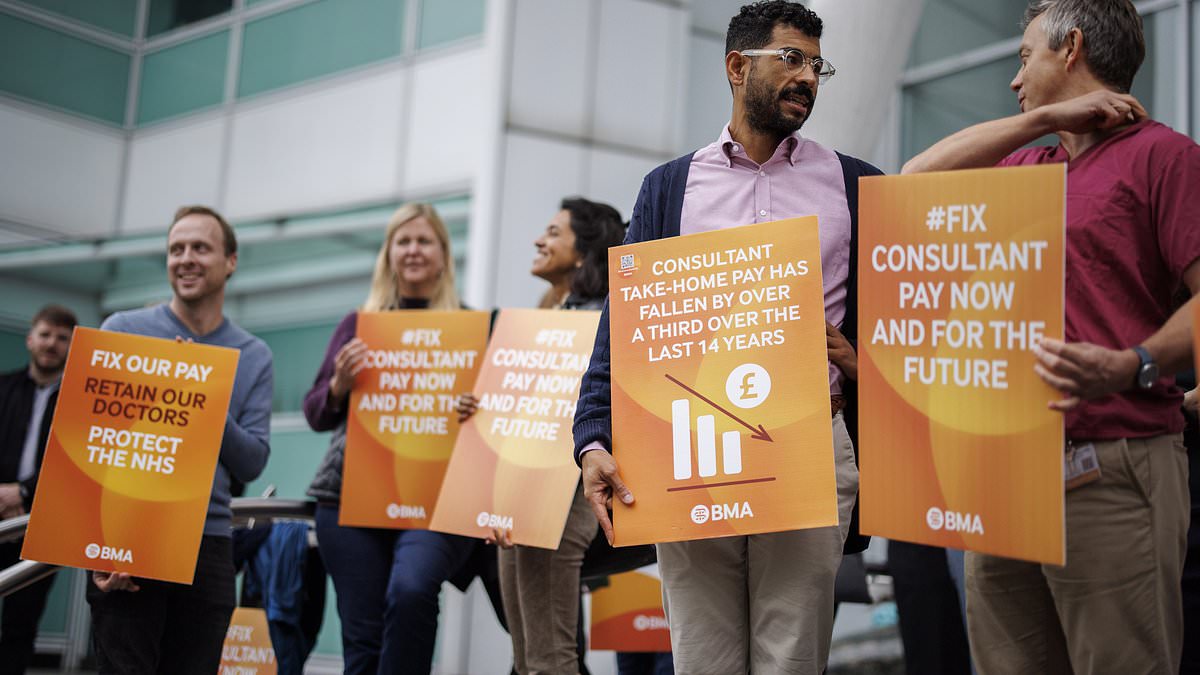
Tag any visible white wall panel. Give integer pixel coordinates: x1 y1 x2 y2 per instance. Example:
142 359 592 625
492 131 585 309
122 117 225 234
223 68 408 221
402 49 488 193
689 0 744 35
593 0 688 154
0 104 123 238
585 148 660 220
684 32 732 152
507 0 591 137
802 0 923 158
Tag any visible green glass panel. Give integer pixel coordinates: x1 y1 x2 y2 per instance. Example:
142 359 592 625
417 0 484 49
0 12 129 124
0 329 27 373
19 0 137 36
137 30 229 125
906 0 1027 68
35 569 69 633
902 59 1054 163
238 0 406 98
146 0 232 37
254 322 341 412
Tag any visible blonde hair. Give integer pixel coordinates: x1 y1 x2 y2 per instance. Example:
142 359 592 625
362 203 460 312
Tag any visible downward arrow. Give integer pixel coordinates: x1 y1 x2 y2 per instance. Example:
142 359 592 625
664 374 774 442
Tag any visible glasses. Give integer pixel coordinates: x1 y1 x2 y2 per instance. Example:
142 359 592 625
739 48 835 84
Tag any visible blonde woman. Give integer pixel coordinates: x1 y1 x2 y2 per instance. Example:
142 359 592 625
304 203 481 674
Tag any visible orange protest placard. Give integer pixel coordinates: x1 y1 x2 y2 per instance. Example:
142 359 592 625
219 607 277 675
429 309 600 548
590 568 671 652
608 218 836 546
858 164 1065 565
21 327 237 584
340 310 489 528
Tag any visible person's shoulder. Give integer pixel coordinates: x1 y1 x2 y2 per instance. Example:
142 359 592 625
1128 120 1198 159
1000 145 1057 167
0 368 27 386
645 151 699 184
831 149 885 178
221 320 273 363
100 306 161 333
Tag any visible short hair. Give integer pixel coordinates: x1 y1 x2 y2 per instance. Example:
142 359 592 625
560 197 625 301
169 205 238 256
726 0 823 55
32 304 77 329
1023 0 1144 92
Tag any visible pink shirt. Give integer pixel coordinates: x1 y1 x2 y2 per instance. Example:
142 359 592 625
681 125 852 392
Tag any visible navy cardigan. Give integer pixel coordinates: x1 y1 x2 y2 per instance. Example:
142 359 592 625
573 150 883 554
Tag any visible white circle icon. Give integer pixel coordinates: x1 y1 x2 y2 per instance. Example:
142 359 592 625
85 543 101 559
386 503 402 519
690 505 710 524
726 363 771 409
926 507 945 531
476 512 490 527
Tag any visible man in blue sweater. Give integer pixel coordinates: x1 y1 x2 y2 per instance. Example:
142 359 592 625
87 205 273 675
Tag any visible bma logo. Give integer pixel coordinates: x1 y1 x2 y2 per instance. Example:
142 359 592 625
690 502 754 524
85 543 133 563
475 511 514 529
926 506 984 535
386 503 427 520
633 615 669 631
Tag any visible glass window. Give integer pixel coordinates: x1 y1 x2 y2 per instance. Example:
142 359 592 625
1194 0 1199 140
238 0 406 98
1131 8 1179 131
417 0 485 49
0 12 130 124
902 58 1043 162
137 31 229 125
19 0 137 36
146 0 232 37
907 0 1028 68
254 321 342 411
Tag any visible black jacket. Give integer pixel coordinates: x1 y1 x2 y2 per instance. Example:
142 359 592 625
0 366 59 511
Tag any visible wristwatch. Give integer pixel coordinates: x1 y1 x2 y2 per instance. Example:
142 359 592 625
1132 345 1158 389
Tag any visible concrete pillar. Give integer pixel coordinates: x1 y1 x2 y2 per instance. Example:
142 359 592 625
802 0 924 159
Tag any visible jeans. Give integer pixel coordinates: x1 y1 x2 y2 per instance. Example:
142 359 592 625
86 535 235 675
314 503 477 675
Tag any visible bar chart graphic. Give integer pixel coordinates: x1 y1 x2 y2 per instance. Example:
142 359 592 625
664 371 777 492
671 398 742 479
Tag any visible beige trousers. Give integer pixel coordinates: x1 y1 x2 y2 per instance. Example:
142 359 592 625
500 482 598 675
655 412 859 674
966 433 1190 674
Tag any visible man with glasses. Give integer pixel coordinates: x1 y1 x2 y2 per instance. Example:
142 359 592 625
573 2 878 672
904 0 1200 671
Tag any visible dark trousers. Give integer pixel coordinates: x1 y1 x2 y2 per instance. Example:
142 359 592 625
616 652 674 675
314 503 477 675
0 541 57 675
889 541 972 675
86 535 235 675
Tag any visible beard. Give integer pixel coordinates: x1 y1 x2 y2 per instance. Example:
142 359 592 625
744 66 815 137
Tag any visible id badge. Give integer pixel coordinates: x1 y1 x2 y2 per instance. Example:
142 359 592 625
1064 442 1101 491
